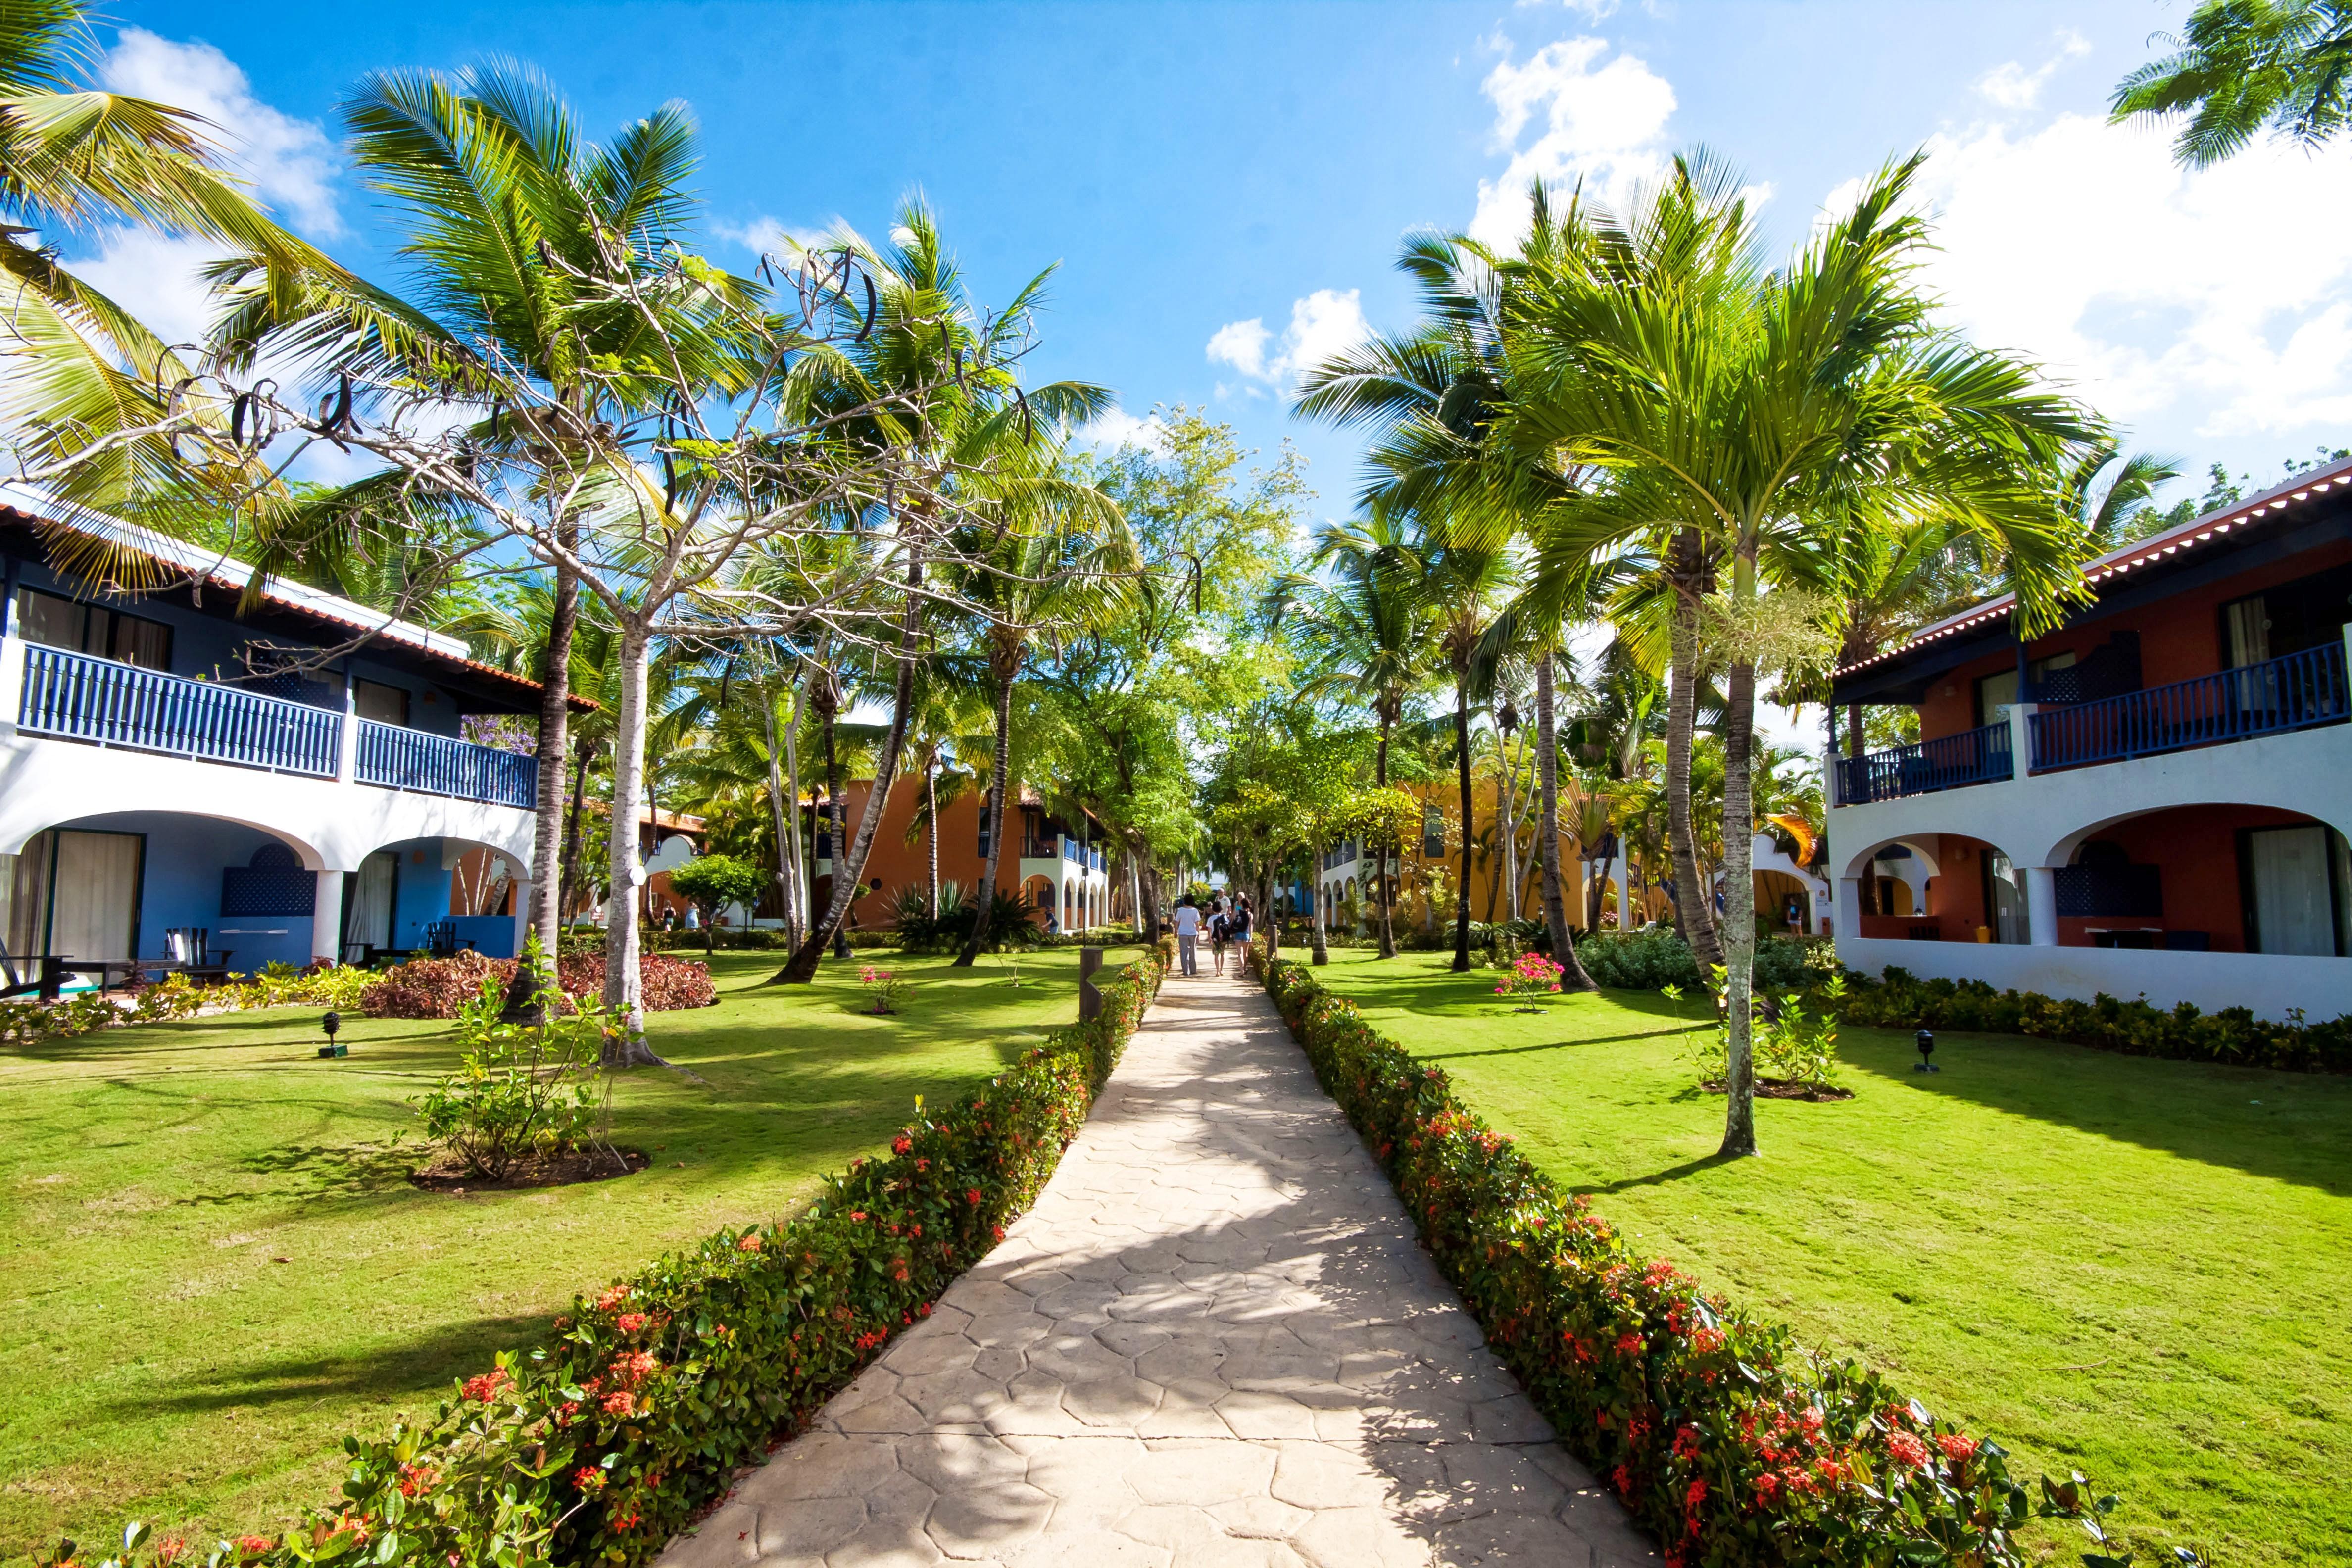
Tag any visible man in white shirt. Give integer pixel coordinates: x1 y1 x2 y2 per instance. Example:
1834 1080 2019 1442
1172 897 1202 976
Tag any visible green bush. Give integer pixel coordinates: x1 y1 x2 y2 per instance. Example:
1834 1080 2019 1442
414 963 609 1180
1835 966 2352 1073
1576 929 1704 990
95 940 1173 1568
1254 944 2117 1567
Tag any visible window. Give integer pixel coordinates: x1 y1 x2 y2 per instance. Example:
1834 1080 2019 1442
353 679 410 726
1974 651 2076 729
13 587 172 671
1980 849 2030 944
2220 565 2352 669
1422 811 1445 859
2239 824 2349 956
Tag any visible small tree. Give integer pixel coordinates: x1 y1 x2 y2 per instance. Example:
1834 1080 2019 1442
666 854 770 957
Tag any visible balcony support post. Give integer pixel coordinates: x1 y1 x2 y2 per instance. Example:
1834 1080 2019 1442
2025 864 2059 947
336 668 359 784
1834 876 1862 940
312 869 345 965
0 552 19 741
2008 701 2038 777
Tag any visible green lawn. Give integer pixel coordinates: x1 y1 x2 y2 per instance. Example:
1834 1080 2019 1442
0 944 1130 1563
1305 948 2350 1568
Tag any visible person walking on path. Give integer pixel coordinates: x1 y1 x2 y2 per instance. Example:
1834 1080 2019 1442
1208 903 1231 976
1172 894 1202 976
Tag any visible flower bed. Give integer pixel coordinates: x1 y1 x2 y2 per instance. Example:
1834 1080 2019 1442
103 939 1171 1568
360 952 717 1020
1835 965 2352 1074
1254 944 2114 1568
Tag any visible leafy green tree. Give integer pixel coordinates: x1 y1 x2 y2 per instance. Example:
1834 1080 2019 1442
2112 1 2352 166
664 853 768 956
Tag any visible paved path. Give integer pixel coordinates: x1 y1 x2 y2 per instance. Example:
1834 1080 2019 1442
663 962 1657 1568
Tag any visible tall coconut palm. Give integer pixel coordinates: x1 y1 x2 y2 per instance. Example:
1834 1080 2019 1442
2111 1 2352 166
1503 151 2100 1157
0 0 349 526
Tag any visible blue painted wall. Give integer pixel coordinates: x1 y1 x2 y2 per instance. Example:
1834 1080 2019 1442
51 811 314 971
380 839 454 954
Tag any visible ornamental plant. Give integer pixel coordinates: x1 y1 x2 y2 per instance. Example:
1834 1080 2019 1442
414 951 609 1181
859 964 910 1015
1493 951 1564 1007
1255 942 2124 1567
80 940 1173 1568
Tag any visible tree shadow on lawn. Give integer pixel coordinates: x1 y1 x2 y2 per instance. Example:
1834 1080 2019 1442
1419 1026 1688 1063
100 1312 556 1417
1839 1026 2352 1196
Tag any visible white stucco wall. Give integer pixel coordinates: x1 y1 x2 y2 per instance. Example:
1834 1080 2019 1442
1836 934 2352 1019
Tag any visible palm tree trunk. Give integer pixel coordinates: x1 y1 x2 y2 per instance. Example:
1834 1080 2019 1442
1374 716 1397 960
1452 676 1474 972
503 549 577 1019
558 745 591 925
822 711 849 960
600 619 667 1066
1310 842 1330 965
1666 565 1726 974
1536 657 1596 989
925 750 940 918
759 686 797 950
955 658 1019 966
1718 556 1762 1159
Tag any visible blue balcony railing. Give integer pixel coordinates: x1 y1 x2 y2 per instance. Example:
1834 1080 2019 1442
1836 720 2013 804
17 643 340 775
2030 642 2350 770
355 719 538 808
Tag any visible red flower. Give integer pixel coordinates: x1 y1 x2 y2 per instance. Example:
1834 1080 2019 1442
1690 1327 1726 1354
596 1286 629 1311
892 1135 913 1155
1937 1433 1979 1464
1885 1430 1931 1469
461 1367 512 1402
1753 1472 1781 1506
991 1224 1005 1241
1611 1465 1633 1499
917 1302 931 1317
574 1467 606 1493
848 1211 867 1222
1614 1331 1644 1356
601 1390 636 1417
1671 1425 1702 1460
395 1462 437 1498
966 1188 984 1206
1685 1478 1708 1512
234 1538 275 1555
616 1313 647 1334
736 1235 762 1252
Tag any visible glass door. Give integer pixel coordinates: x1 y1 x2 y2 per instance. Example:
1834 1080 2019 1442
47 830 143 961
2243 825 2340 956
1982 849 2030 944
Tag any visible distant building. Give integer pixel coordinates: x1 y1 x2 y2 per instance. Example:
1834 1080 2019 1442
814 777 1118 932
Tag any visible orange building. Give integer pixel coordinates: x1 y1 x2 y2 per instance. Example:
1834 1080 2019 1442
813 778 1122 934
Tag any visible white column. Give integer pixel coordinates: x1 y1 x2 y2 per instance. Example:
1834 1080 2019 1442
312 868 345 964
2007 701 2037 778
335 668 360 784
1822 745 1842 807
511 858 532 957
1836 877 1862 941
2025 865 2058 947
1616 853 1634 931
0 633 21 742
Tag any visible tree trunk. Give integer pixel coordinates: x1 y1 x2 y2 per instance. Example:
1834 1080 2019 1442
760 685 797 952
1537 657 1595 988
780 574 925 983
1718 555 1761 1159
1374 716 1397 959
600 619 666 1066
1666 556 1726 974
955 654 1019 966
558 744 591 925
1309 842 1329 965
504 543 579 1016
1452 676 1475 972
822 702 850 960
925 750 940 918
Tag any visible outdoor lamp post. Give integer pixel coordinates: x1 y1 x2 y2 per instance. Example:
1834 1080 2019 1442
318 1010 346 1059
1913 1028 1937 1073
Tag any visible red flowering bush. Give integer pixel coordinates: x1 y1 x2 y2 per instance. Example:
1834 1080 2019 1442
360 951 715 1019
121 942 1170 1568
1257 944 2119 1567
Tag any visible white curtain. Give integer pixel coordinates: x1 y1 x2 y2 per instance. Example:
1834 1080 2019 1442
349 852 396 949
1 838 49 962
2248 826 2334 956
50 830 140 961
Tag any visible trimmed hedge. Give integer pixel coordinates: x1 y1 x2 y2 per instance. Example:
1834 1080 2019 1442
116 939 1171 1568
1252 942 2109 1568
360 953 717 1020
1837 965 2352 1074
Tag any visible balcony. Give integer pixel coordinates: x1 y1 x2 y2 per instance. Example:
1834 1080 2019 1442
2029 642 2349 770
15 643 536 808
19 642 339 775
357 720 537 809
1835 721 2013 804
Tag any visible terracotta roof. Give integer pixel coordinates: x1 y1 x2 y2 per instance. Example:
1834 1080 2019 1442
1832 453 2352 680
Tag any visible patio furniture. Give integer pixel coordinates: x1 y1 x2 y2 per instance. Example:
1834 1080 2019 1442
422 920 475 959
0 938 70 1001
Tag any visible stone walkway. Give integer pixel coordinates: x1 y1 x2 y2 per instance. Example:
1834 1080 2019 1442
662 962 1657 1568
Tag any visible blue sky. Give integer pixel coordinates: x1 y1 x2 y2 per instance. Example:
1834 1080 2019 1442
86 1 2352 740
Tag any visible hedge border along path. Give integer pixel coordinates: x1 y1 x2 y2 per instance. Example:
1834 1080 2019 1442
1250 943 2125 1568
66 941 1172 1568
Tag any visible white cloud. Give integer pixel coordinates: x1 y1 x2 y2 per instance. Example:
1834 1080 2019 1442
1470 35 1677 246
713 216 836 260
1205 288 1370 395
101 29 340 236
1973 28 2092 111
1909 110 2352 444
1077 407 1170 454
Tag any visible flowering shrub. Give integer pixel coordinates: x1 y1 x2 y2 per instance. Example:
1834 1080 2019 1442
0 963 373 1044
858 965 910 1015
1493 952 1564 1003
90 942 1170 1568
361 952 716 1020
1834 965 2352 1073
1256 942 2118 1567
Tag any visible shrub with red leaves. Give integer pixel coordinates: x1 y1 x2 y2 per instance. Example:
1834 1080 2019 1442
361 951 716 1019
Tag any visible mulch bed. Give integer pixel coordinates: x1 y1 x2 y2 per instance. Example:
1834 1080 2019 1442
1702 1077 1853 1103
409 1146 648 1192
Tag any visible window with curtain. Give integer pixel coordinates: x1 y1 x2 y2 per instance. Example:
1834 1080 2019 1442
3 835 52 960
354 680 410 726
48 830 142 961
13 588 171 670
2242 824 2342 956
346 851 397 950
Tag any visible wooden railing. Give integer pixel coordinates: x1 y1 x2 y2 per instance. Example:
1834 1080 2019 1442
1835 721 2013 804
2030 642 2350 770
356 720 537 808
17 643 340 775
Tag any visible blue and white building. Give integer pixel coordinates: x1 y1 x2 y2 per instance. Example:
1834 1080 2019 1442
0 498 568 977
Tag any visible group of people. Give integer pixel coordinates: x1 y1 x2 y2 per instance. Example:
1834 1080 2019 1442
1165 889 1252 978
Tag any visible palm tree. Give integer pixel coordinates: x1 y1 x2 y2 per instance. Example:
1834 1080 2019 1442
1503 151 2100 1157
2112 2 2352 166
2066 442 2183 550
1268 512 1439 958
0 0 345 522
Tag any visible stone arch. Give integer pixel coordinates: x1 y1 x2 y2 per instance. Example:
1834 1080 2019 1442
2043 801 2352 871
1835 833 1958 882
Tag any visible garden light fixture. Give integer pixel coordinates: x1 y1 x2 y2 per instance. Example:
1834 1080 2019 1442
318 1010 346 1059
1913 1029 1937 1073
